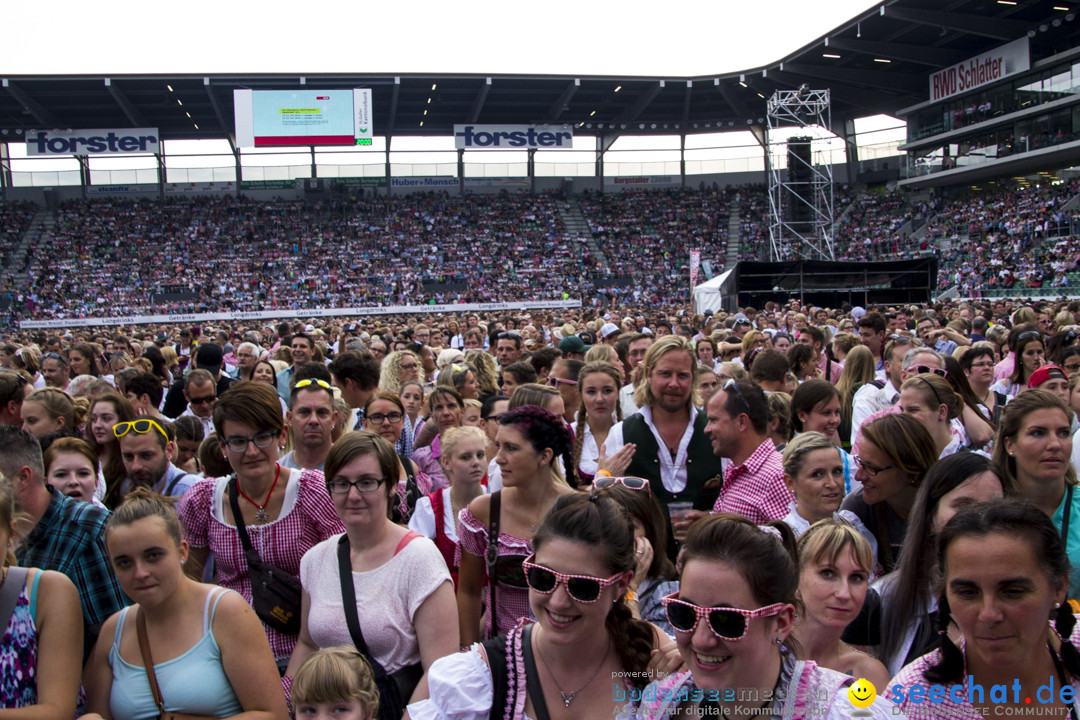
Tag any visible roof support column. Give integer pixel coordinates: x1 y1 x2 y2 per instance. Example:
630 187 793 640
0 143 11 198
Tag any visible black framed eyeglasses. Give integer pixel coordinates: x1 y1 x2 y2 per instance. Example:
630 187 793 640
365 411 404 425
853 456 896 477
224 430 279 454
326 477 386 495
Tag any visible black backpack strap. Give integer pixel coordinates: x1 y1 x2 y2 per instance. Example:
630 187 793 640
227 477 254 554
485 490 502 640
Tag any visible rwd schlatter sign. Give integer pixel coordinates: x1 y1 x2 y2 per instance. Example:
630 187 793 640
454 125 574 150
25 128 160 156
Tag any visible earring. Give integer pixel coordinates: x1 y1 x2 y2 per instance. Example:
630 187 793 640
775 637 783 646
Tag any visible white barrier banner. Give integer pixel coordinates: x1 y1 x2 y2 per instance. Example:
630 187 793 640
165 182 237 195
19 300 583 329
26 128 160 156
86 184 158 196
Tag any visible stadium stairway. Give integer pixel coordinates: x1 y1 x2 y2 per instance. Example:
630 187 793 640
725 199 741 268
560 199 611 271
3 208 51 282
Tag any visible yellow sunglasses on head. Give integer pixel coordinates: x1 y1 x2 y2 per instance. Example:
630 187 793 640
113 418 169 442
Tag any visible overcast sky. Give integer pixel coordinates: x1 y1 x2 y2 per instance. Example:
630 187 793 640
4 1 882 77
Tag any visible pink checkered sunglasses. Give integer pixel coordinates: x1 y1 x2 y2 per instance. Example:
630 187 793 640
522 554 625 603
662 593 785 640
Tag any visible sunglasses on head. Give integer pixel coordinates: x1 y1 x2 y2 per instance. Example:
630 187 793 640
546 376 578 387
295 378 332 391
662 593 785 640
522 554 624 603
114 418 169 442
593 476 650 494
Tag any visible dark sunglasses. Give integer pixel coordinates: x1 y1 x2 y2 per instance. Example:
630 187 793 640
912 365 947 378
522 554 624 603
662 593 785 640
498 331 522 340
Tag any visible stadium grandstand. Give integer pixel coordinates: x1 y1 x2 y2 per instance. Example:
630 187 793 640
2 0 1080 324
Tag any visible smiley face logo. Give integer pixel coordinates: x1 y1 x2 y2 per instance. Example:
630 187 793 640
847 678 877 708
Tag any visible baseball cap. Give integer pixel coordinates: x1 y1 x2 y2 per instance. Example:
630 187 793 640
851 306 867 319
343 323 359 333
1028 364 1068 389
559 336 589 354
600 322 621 339
578 331 597 346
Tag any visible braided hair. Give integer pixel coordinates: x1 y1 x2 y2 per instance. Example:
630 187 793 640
572 362 624 477
499 405 578 488
924 499 1079 683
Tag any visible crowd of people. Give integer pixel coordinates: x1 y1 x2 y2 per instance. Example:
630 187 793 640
3 295 1080 718
5 180 1080 321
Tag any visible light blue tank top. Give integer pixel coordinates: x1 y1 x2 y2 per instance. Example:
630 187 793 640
108 588 243 720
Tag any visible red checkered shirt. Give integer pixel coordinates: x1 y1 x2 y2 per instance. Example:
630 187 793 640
711 439 793 523
177 468 345 661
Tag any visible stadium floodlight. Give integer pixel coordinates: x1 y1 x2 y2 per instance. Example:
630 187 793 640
765 87 835 262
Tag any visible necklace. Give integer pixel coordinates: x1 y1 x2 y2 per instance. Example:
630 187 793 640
534 633 610 707
235 464 281 524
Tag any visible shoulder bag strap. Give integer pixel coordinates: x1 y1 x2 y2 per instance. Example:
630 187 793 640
1062 484 1074 544
485 490 501 639
136 607 166 716
521 625 553 720
336 534 390 680
227 476 255 554
0 567 28 635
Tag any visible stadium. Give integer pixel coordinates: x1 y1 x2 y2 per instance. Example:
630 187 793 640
0 0 1079 325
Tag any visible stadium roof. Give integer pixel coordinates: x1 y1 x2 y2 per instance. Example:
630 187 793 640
2 0 1079 144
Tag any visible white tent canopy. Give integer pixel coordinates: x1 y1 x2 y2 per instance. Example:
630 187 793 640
693 267 736 315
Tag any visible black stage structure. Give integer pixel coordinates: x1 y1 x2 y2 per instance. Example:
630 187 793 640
733 258 938 307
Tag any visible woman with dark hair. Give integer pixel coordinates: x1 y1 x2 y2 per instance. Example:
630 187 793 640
990 326 1045 398
68 342 104 379
961 342 1005 427
992 388 1080 598
787 343 819 383
841 414 939 573
361 390 432 524
139 344 172 387
1060 344 1080 375
596 478 679 635
940 353 996 449
876 453 1004 676
410 492 668 720
457 405 578 645
86 392 135 507
177 381 344 667
791 380 857 494
888 499 1080 719
639 515 893 719
285 432 457 716
1046 326 1080 366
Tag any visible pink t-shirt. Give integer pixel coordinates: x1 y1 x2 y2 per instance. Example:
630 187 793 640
299 532 450 673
